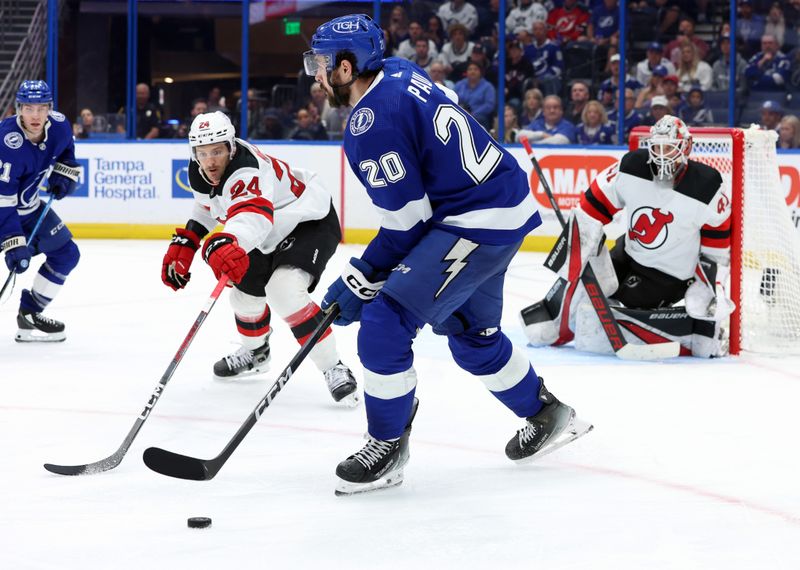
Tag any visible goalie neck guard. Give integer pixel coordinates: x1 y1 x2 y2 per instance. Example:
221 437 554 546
647 115 692 181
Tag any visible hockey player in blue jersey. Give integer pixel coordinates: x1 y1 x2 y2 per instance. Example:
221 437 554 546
0 80 82 342
305 14 592 495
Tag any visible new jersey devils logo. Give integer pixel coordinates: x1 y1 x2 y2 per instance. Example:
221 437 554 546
628 207 674 249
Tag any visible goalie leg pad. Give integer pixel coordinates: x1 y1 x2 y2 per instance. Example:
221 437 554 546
575 304 696 356
690 318 725 358
519 278 566 346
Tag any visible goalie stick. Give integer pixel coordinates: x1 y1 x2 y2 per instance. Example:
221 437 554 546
43 276 230 476
0 194 55 304
142 303 340 481
519 137 680 361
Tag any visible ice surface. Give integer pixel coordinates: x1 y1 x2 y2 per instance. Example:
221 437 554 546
1 241 799 569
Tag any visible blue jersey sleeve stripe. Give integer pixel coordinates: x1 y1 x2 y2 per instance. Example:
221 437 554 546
0 194 18 206
375 195 433 231
440 192 539 232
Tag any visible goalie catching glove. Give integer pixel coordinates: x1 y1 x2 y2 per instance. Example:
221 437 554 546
161 228 201 291
48 160 82 200
322 257 386 326
202 232 250 284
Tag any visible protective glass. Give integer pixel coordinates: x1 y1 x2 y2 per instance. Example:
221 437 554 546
303 51 334 76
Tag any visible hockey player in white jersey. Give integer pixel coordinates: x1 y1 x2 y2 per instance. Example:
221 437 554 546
521 115 734 357
161 111 358 404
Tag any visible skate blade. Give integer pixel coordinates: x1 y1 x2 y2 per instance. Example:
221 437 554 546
334 470 404 496
213 362 271 381
513 413 594 464
15 329 66 343
335 391 360 408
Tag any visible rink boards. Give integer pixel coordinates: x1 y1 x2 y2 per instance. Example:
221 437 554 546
57 141 800 251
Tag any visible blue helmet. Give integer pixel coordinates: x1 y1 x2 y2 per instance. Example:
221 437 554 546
16 80 53 105
305 14 384 77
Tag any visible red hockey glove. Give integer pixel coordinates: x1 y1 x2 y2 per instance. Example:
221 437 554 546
161 227 201 291
202 233 250 284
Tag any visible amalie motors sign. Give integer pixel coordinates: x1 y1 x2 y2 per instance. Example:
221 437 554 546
528 155 618 210
528 154 800 213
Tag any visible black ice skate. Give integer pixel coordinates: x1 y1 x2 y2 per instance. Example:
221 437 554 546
15 309 66 343
505 380 593 462
213 340 271 380
323 361 359 407
335 398 419 496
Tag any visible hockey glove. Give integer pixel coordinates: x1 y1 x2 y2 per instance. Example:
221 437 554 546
202 232 250 284
322 257 386 326
161 227 201 291
48 160 82 200
2 236 31 274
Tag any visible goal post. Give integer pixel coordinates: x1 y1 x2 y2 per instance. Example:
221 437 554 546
630 125 800 355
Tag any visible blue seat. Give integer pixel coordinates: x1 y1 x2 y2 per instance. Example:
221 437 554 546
704 90 728 108
739 103 763 127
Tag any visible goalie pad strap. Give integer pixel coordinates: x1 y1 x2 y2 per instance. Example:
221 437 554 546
53 162 81 182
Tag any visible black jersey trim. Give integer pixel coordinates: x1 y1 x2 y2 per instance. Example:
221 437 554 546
618 149 653 181
584 187 614 222
673 161 723 205
700 227 731 239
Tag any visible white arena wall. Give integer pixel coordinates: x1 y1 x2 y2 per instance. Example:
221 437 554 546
59 141 800 251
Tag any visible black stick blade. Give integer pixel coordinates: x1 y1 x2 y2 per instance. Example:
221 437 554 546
143 447 210 481
43 463 91 476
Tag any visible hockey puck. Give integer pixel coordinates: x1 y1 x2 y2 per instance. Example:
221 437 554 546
187 517 212 529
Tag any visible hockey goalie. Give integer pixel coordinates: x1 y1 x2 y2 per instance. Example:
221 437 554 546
521 115 735 357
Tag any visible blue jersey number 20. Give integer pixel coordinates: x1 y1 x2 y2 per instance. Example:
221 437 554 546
433 104 501 185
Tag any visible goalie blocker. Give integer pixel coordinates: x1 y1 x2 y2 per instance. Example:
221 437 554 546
520 210 730 358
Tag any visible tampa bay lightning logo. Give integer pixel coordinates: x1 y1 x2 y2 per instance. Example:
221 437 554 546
49 111 66 122
4 132 22 149
350 108 374 136
332 19 360 33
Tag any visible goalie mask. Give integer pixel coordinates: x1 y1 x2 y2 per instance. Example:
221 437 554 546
188 111 236 162
647 115 692 181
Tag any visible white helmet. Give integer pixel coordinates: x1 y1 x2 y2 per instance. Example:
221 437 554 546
188 111 236 161
647 115 692 181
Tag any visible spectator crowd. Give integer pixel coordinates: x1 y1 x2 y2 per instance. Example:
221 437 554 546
72 1 800 148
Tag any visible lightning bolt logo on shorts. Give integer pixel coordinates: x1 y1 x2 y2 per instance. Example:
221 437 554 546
436 238 479 299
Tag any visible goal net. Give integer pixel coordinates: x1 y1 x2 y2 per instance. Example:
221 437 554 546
630 126 800 355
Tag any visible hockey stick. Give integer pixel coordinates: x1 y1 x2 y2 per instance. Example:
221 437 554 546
143 302 340 481
0 194 56 304
43 275 230 475
519 137 680 360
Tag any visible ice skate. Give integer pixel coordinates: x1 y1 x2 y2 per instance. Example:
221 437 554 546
505 381 593 463
15 309 66 342
335 398 419 496
213 340 271 380
323 361 359 407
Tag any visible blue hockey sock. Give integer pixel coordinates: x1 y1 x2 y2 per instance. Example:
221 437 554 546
489 367 544 418
20 288 51 314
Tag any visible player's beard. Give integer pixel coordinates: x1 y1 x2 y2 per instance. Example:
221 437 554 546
326 70 354 108
328 84 350 108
